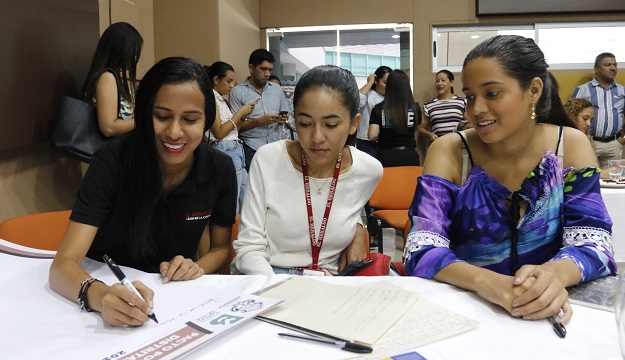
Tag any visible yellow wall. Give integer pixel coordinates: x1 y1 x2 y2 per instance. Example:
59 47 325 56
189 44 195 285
153 0 219 65
555 70 625 102
218 0 262 82
101 0 155 78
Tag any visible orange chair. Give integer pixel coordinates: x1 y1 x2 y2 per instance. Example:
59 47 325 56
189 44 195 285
0 210 71 250
218 214 240 275
368 166 422 254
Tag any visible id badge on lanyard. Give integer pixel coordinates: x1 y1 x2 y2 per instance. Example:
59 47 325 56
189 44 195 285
301 149 342 276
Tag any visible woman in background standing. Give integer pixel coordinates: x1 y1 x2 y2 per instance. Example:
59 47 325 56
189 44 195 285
83 22 143 137
206 61 258 212
368 69 420 167
418 70 466 142
356 66 392 158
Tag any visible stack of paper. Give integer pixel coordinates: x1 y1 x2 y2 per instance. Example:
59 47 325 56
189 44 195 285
258 277 479 359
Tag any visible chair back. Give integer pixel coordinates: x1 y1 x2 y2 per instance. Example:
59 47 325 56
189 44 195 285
0 210 71 250
369 166 422 211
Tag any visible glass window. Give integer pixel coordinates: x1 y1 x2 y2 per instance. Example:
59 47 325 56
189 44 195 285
537 22 625 68
433 25 533 72
432 22 625 72
351 53 367 76
339 52 352 70
266 24 412 88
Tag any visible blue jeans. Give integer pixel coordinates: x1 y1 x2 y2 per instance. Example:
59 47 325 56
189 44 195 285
211 140 247 213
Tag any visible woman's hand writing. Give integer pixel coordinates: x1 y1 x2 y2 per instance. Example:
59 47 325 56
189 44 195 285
97 281 155 326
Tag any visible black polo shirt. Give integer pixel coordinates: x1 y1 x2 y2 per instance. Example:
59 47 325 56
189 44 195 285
71 137 237 273
369 101 419 148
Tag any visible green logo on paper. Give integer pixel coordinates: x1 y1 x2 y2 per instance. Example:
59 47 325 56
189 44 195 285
210 314 244 326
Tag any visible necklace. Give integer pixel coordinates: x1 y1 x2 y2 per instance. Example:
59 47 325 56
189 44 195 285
310 177 330 194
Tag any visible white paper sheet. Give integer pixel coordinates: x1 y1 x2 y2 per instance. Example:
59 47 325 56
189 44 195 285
259 277 420 345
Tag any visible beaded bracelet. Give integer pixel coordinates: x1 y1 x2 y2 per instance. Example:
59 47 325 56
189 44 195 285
77 277 103 312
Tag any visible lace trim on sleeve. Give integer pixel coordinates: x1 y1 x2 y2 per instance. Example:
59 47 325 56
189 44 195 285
562 226 613 253
403 230 451 259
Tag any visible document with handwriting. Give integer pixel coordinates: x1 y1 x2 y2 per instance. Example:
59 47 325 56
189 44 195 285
361 296 479 359
259 277 420 345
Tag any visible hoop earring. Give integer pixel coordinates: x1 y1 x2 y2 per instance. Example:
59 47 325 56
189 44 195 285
530 102 537 120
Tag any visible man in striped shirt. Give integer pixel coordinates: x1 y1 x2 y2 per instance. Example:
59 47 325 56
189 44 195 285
573 52 625 168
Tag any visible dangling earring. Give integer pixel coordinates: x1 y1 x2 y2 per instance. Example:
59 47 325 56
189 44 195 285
530 102 536 120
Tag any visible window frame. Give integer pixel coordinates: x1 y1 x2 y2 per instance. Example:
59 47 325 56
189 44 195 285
432 21 625 72
266 23 413 88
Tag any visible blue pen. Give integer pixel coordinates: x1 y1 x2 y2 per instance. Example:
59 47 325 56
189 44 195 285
103 254 158 324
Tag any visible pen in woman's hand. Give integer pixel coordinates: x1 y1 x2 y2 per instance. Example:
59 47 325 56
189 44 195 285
103 254 159 324
548 315 566 338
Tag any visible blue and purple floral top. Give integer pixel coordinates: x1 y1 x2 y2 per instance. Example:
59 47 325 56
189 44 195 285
404 150 616 282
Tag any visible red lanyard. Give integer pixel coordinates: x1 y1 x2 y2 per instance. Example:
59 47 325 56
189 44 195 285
301 149 342 269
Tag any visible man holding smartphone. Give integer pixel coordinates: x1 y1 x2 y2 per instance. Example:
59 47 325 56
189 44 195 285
230 49 290 170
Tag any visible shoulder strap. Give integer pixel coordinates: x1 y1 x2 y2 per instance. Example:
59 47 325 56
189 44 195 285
556 126 564 168
457 131 474 186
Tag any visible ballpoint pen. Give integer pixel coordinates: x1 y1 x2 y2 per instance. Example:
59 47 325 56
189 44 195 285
548 315 566 338
278 333 373 354
102 254 159 324
258 317 373 353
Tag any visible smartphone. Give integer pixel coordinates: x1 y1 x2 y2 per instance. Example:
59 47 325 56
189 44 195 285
279 110 289 116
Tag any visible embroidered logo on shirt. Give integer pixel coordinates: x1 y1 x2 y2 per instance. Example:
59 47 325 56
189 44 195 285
185 210 212 221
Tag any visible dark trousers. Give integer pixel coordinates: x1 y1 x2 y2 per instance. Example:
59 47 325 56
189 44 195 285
243 143 256 171
377 147 420 167
356 139 378 159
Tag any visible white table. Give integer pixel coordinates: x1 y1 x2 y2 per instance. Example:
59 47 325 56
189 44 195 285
602 187 625 263
0 239 621 360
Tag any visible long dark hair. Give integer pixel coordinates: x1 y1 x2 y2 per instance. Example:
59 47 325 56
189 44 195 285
82 22 143 102
293 65 360 146
121 57 216 261
206 61 235 85
383 69 416 135
372 66 392 93
206 61 235 109
463 35 575 128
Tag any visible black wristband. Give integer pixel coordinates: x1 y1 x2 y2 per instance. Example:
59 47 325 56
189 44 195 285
77 277 104 312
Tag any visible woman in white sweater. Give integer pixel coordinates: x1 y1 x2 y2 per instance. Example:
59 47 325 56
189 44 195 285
233 65 383 275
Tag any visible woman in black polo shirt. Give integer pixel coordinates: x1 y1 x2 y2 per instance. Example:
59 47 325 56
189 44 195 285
368 69 421 167
49 57 237 327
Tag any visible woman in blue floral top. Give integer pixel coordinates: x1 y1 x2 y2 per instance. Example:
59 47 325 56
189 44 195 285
404 35 616 325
